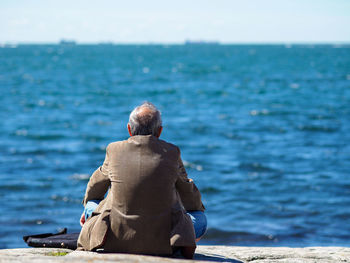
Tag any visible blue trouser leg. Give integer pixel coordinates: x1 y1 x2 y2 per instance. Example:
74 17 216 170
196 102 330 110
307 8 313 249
84 200 207 239
186 211 207 239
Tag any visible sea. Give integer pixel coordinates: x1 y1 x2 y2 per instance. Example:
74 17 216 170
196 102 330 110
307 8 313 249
0 44 349 248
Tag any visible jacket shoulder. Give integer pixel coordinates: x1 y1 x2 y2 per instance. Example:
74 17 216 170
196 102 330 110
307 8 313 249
106 140 127 151
157 139 180 154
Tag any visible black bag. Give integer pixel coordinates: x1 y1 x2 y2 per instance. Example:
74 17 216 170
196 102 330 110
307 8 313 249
23 228 79 250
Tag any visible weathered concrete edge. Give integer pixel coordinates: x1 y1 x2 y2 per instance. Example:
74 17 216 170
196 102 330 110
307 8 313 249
1 246 350 263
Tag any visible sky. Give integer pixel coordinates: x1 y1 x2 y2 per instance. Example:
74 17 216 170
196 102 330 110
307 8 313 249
1 0 349 44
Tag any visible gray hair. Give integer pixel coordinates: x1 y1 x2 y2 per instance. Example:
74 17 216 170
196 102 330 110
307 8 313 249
128 102 162 136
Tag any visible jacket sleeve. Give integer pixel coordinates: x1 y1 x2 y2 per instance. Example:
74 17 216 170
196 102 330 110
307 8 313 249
82 145 111 206
175 150 205 212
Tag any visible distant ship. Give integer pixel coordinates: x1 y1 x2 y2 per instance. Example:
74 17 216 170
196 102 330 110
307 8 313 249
59 39 76 46
97 42 114 46
185 40 220 45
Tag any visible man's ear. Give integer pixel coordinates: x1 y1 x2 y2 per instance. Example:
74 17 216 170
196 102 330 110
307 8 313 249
157 126 163 138
127 124 133 137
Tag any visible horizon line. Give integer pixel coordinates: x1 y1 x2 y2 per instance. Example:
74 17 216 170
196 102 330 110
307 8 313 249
1 40 350 46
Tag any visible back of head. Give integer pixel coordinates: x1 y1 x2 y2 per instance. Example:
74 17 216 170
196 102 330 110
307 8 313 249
128 102 162 136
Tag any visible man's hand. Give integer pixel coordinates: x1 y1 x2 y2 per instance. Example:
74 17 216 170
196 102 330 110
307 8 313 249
80 212 85 226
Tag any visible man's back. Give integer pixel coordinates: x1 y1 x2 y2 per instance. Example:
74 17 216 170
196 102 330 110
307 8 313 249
108 135 178 215
77 135 196 255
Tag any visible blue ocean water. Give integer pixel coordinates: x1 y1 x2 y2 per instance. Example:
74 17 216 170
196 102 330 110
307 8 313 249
0 44 350 248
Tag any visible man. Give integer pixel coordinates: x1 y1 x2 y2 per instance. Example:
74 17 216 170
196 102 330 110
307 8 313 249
77 102 206 259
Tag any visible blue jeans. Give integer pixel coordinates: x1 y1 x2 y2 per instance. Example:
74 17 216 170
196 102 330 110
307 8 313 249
84 200 207 239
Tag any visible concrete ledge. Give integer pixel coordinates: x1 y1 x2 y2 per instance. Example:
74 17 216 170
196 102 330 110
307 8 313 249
0 246 350 263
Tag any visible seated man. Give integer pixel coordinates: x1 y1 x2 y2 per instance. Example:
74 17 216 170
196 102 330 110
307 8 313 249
77 102 206 258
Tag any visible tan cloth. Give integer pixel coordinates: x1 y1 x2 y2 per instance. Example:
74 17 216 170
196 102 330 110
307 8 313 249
77 135 205 255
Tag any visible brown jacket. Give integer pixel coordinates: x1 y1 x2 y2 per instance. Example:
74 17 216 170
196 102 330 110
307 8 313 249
77 135 204 255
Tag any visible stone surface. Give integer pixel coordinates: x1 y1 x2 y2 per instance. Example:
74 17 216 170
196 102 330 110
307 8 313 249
0 246 350 263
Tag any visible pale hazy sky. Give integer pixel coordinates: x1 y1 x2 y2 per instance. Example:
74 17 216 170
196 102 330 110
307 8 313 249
1 0 349 43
